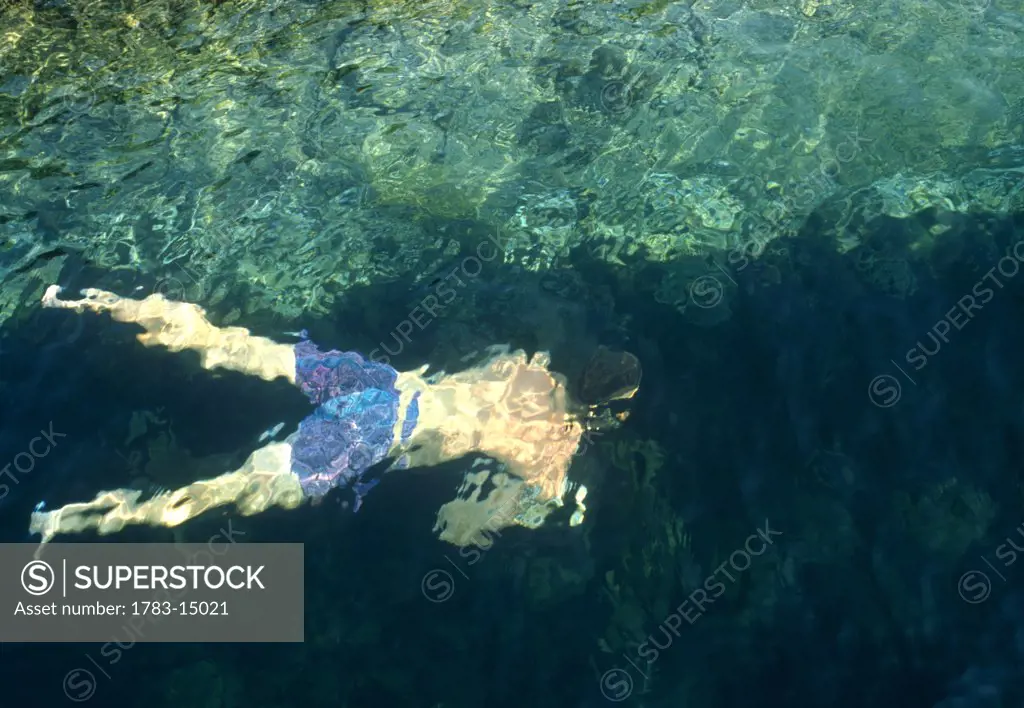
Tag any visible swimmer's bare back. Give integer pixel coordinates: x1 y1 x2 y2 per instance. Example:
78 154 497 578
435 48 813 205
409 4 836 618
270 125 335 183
32 285 590 549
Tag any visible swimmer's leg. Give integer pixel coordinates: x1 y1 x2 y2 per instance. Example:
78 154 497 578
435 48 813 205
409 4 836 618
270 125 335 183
29 441 304 549
41 285 296 383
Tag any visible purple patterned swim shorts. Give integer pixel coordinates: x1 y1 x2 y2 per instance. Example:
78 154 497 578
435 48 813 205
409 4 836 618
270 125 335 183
290 335 419 508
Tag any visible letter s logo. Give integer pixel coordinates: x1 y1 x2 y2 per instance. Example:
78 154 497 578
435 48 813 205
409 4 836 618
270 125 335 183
21 560 55 596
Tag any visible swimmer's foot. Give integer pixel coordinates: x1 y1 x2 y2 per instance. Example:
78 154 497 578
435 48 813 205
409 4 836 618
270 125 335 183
40 284 67 308
41 284 121 313
43 283 296 382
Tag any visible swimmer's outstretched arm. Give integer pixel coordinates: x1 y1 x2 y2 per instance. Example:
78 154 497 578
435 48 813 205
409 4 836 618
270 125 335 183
29 441 304 549
41 285 295 383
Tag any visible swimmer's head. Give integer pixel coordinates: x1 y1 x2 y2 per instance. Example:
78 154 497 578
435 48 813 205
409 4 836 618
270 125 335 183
577 346 642 406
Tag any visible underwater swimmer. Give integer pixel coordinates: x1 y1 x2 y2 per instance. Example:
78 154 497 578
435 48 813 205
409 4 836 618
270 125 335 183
31 285 640 548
